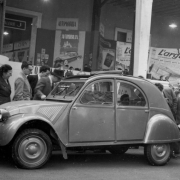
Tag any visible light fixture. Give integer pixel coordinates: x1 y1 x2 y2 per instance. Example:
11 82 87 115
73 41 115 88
169 23 177 28
3 31 9 35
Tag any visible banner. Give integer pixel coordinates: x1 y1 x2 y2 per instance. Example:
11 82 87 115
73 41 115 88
97 37 116 71
116 42 131 71
148 47 180 85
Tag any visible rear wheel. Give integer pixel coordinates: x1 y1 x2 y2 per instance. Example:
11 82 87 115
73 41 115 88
12 129 52 169
108 146 129 155
144 144 171 166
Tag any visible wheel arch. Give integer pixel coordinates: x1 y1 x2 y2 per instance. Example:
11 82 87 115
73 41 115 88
144 114 180 144
1 114 60 147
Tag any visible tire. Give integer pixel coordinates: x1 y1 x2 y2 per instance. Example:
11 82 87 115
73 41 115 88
12 129 52 169
144 144 171 166
108 146 129 155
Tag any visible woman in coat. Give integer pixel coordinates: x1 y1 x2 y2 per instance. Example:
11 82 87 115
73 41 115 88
0 64 12 105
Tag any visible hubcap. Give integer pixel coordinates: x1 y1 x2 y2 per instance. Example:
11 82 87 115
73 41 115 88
151 144 170 161
18 136 47 166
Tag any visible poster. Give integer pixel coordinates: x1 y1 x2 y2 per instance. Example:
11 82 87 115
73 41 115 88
148 47 180 85
116 41 131 71
53 30 84 70
97 37 116 71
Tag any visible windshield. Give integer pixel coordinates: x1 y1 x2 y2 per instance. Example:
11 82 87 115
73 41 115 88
47 81 85 100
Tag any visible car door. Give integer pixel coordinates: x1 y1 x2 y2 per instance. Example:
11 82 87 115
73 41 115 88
116 80 149 141
69 79 115 143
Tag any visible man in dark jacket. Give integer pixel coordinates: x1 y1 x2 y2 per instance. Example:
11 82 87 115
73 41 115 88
33 69 64 100
27 65 50 98
163 87 177 119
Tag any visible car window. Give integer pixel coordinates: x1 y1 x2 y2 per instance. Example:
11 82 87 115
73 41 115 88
117 81 146 106
80 80 114 105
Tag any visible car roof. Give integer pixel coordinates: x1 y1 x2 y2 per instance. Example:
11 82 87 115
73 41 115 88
63 71 143 83
147 79 170 89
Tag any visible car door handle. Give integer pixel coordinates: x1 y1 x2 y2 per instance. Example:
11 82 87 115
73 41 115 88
145 110 149 113
72 106 77 110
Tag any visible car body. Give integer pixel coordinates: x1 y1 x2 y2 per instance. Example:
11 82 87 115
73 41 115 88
0 72 180 169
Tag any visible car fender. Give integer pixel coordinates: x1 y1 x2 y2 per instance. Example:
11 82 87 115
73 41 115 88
0 114 56 146
144 114 180 144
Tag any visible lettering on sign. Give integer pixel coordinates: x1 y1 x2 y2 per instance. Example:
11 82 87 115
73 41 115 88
124 47 131 54
62 34 79 40
3 43 13 52
14 40 30 50
59 21 76 27
158 49 180 59
5 18 26 30
56 18 78 30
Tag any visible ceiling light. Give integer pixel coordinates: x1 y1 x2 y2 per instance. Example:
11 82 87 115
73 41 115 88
169 23 177 28
3 31 9 35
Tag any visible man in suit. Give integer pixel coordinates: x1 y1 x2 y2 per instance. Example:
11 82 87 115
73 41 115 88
27 65 50 98
33 69 64 100
13 61 33 101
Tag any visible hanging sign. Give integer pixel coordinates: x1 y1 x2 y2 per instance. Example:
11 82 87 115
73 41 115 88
4 18 26 30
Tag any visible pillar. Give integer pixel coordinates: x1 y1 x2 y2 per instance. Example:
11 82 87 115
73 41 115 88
133 0 153 78
0 0 6 54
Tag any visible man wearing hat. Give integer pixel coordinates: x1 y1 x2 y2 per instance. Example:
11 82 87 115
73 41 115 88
33 69 64 100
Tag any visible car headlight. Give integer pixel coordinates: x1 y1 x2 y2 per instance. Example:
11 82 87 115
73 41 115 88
0 109 10 122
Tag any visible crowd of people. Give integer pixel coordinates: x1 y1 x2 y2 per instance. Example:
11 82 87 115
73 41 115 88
0 61 92 105
155 82 180 157
0 61 64 104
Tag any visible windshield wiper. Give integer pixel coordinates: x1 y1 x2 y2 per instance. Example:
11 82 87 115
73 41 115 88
63 86 80 99
53 86 69 97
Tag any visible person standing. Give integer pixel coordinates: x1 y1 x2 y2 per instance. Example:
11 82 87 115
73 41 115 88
13 61 33 101
65 66 74 78
155 83 177 118
27 65 50 98
175 90 180 127
33 69 63 100
84 64 91 72
0 64 12 105
163 86 177 119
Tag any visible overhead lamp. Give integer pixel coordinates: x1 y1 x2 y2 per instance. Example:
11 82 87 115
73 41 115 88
169 23 177 28
3 31 9 35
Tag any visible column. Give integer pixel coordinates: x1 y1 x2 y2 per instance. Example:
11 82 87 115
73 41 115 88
133 0 153 78
0 0 6 54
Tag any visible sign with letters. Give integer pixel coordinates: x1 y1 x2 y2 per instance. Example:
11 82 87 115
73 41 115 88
14 40 30 50
56 18 78 30
4 18 26 30
3 43 13 52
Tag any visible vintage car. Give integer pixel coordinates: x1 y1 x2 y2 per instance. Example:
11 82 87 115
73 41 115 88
0 72 180 169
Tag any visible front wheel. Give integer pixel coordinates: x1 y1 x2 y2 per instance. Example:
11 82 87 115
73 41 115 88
144 144 171 166
12 129 52 169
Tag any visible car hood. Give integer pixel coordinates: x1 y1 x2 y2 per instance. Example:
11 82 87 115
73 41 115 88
0 100 69 116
